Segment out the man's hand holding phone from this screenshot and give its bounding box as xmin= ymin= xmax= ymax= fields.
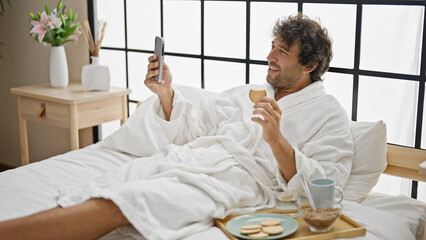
xmin=145 ymin=36 xmax=174 ymax=121
xmin=145 ymin=36 xmax=172 ymax=98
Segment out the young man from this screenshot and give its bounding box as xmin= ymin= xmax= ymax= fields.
xmin=0 ymin=13 xmax=353 ymax=240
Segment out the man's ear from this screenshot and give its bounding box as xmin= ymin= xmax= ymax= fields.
xmin=304 ymin=61 xmax=319 ymax=73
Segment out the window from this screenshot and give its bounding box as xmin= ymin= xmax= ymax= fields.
xmin=90 ymin=0 xmax=426 ymax=202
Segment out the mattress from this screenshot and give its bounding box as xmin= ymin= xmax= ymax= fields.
xmin=0 ymin=143 xmax=424 ymax=240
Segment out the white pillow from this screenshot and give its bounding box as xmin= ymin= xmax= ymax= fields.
xmin=343 ymin=121 xmax=388 ymax=202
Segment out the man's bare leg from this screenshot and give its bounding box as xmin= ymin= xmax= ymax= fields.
xmin=0 ymin=198 xmax=130 ymax=240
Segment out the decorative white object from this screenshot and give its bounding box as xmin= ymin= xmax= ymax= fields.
xmin=81 ymin=56 xmax=110 ymax=91
xmin=49 ymin=46 xmax=69 ymax=88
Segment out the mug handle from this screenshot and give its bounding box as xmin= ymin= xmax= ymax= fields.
xmin=333 ymin=186 xmax=344 ymax=203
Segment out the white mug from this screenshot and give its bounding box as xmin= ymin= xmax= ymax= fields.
xmin=309 ymin=178 xmax=344 ymax=209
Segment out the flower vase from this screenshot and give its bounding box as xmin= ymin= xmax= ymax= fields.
xmin=49 ymin=46 xmax=69 ymax=88
xmin=81 ymin=56 xmax=110 ymax=91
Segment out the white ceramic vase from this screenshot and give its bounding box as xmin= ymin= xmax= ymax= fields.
xmin=49 ymin=46 xmax=69 ymax=88
xmin=81 ymin=56 xmax=110 ymax=91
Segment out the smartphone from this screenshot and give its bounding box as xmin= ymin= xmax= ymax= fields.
xmin=153 ymin=36 xmax=165 ymax=83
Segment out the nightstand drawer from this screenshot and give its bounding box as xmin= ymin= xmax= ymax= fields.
xmin=78 ymin=96 xmax=124 ymax=128
xmin=21 ymin=96 xmax=69 ymax=128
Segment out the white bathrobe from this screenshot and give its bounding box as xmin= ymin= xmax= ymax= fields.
xmin=57 ymin=81 xmax=354 ymax=240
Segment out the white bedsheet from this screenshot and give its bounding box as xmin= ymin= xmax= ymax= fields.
xmin=0 ymin=144 xmax=424 ymax=240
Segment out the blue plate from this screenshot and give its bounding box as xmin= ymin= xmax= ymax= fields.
xmin=226 ymin=212 xmax=298 ymax=239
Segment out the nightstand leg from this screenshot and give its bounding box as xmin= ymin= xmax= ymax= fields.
xmin=120 ymin=95 xmax=128 ymax=125
xmin=17 ymin=96 xmax=30 ymax=165
xmin=69 ymin=104 xmax=79 ymax=150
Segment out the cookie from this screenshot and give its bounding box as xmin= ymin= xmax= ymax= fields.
xmin=260 ymin=219 xmax=281 ymax=226
xmin=277 ymin=193 xmax=297 ymax=202
xmin=241 ymin=224 xmax=262 ymax=230
xmin=248 ymin=231 xmax=269 ymax=238
xmin=240 ymin=228 xmax=261 ymax=235
xmin=249 ymin=89 xmax=267 ymax=103
xmin=262 ymin=225 xmax=284 ymax=235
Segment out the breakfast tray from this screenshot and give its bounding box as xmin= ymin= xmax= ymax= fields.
xmin=214 ymin=208 xmax=366 ymax=240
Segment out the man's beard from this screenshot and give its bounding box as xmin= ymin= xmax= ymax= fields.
xmin=266 ymin=67 xmax=301 ymax=89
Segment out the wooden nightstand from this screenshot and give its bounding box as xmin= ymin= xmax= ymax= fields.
xmin=10 ymin=81 xmax=131 ymax=165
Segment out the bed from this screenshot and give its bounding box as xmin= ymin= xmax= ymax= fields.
xmin=1 ymin=84 xmax=425 ymax=240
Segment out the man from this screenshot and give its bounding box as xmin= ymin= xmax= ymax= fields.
xmin=0 ymin=13 xmax=353 ymax=240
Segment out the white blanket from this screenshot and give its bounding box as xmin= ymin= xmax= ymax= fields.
xmin=57 ymin=82 xmax=354 ymax=240
xmin=1 ymin=144 xmax=423 ymax=240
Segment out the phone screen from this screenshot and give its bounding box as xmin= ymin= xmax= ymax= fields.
xmin=153 ymin=36 xmax=164 ymax=83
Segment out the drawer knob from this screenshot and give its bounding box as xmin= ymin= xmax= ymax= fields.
xmin=37 ymin=103 xmax=46 ymax=118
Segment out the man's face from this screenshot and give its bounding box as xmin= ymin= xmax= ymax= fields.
xmin=266 ymin=37 xmax=304 ymax=89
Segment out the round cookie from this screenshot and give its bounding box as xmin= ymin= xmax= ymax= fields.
xmin=277 ymin=193 xmax=297 ymax=202
xmin=241 ymin=224 xmax=262 ymax=230
xmin=249 ymin=89 xmax=267 ymax=104
xmin=248 ymin=231 xmax=269 ymax=238
xmin=260 ymin=219 xmax=281 ymax=226
xmin=240 ymin=228 xmax=261 ymax=235
xmin=262 ymin=225 xmax=284 ymax=235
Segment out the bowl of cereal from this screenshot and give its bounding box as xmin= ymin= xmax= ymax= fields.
xmin=297 ymin=202 xmax=342 ymax=233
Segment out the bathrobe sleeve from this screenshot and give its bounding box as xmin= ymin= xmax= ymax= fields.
xmin=275 ymin=94 xmax=354 ymax=194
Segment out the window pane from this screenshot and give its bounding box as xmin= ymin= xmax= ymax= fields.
xmin=372 ymin=174 xmax=411 ymax=198
xmin=303 ymin=3 xmax=356 ymax=69
xmin=101 ymin=120 xmax=121 ymax=139
xmin=323 ymin=72 xmax=353 ymax=118
xmin=250 ymin=2 xmax=297 ymax=61
xmin=204 ymin=2 xmax=246 ymax=58
xmin=128 ymin=52 xmax=153 ymax=102
xmin=99 ymin=49 xmax=126 ymax=88
xmin=418 ymin=182 xmax=426 ymax=204
xmin=360 ymin=5 xmax=424 ymax=75
xmin=358 ymin=76 xmax=418 ymax=147
xmin=204 ymin=60 xmax=245 ymax=93
xmin=97 ymin=0 xmax=125 ymax=48
xmin=127 ymin=0 xmax=160 ymax=50
xmin=249 ymin=64 xmax=268 ymax=85
xmin=164 ymin=1 xmax=201 ymax=54
xmin=129 ymin=102 xmax=138 ymax=116
xmin=165 ymin=56 xmax=201 ymax=88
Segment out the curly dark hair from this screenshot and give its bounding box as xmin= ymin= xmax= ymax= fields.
xmin=273 ymin=13 xmax=333 ymax=82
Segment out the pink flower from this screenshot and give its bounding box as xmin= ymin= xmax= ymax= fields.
xmin=29 ymin=2 xmax=80 ymax=46
xmin=30 ymin=12 xmax=49 ymax=43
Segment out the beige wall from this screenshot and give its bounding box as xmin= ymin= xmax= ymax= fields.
xmin=0 ymin=0 xmax=89 ymax=167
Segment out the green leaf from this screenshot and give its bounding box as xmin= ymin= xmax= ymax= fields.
xmin=0 ymin=0 xmax=10 ymax=16
xmin=67 ymin=8 xmax=72 ymax=19
xmin=61 ymin=5 xmax=66 ymax=15
xmin=37 ymin=12 xmax=41 ymax=19
xmin=29 ymin=13 xmax=37 ymax=21
xmin=0 ymin=0 xmax=5 ymax=16
xmin=55 ymin=28 xmax=65 ymax=34
xmin=44 ymin=30 xmax=55 ymax=44
xmin=44 ymin=4 xmax=50 ymax=16
xmin=60 ymin=13 xmax=66 ymax=26
xmin=61 ymin=26 xmax=78 ymax=39
xmin=57 ymin=0 xmax=63 ymax=11
xmin=72 ymin=13 xmax=78 ymax=22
